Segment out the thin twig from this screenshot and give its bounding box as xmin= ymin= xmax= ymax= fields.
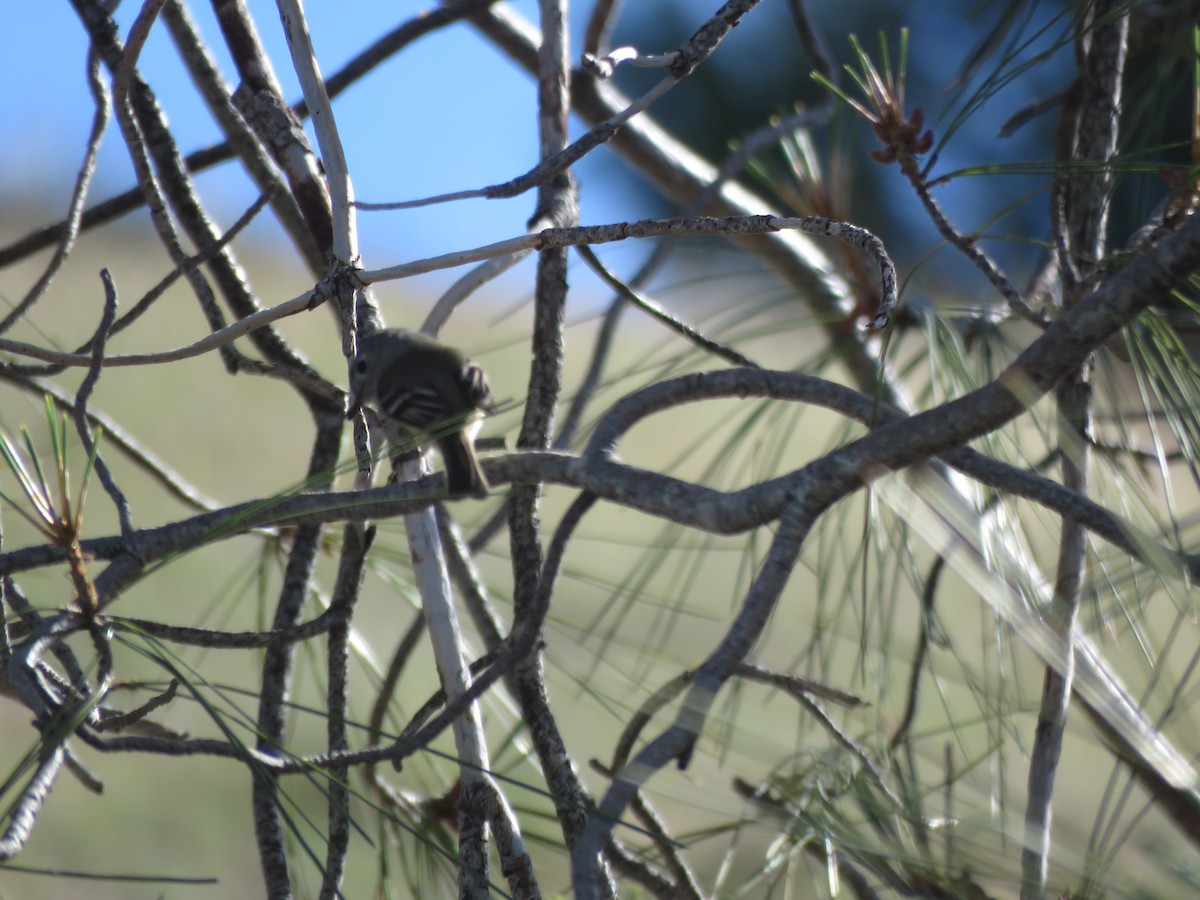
xmin=0 ymin=0 xmax=504 ymax=270
xmin=572 ymin=500 xmax=814 ymax=898
xmin=590 ymin=758 xmax=703 ymax=900
xmin=320 ymin=521 xmax=371 ymax=900
xmin=360 ymin=0 xmax=767 ymax=211
xmin=6 ymin=363 xmax=1200 ymax=595
xmin=92 ymin=679 xmax=178 ymax=732
xmin=575 ymin=245 xmax=758 ymax=367
xmin=74 ymin=270 xmax=133 ymax=536
xmin=0 ymin=49 xmax=110 ymax=336
xmin=1023 ymin=7 xmax=1127 ymax=897
xmin=5 ymin=374 xmax=217 ymax=512
xmin=889 ymin=555 xmax=945 ymax=748
xmin=0 ymin=747 xmax=67 ymax=861
xmin=161 ymin=0 xmax=324 ymax=273
xmin=2 ymin=215 xmax=889 ymax=371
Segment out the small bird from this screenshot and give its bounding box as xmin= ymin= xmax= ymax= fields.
xmin=346 ymin=328 xmax=494 ymax=497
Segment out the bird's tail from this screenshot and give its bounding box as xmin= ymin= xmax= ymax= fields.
xmin=439 ymin=434 xmax=488 ymax=498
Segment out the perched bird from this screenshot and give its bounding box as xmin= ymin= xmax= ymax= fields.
xmin=346 ymin=328 xmax=493 ymax=497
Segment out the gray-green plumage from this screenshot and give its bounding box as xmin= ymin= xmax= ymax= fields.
xmin=347 ymin=329 xmax=493 ymax=496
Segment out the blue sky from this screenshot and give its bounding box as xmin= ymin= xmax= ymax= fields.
xmin=2 ymin=2 xmax=1101 ymax=316
xmin=3 ymin=2 xmax=663 ymax=300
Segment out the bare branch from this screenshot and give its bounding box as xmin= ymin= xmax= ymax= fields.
xmin=0 ymin=49 xmax=110 ymax=335
xmin=74 ymin=270 xmax=133 ymax=535
xmin=362 ymin=0 xmax=767 ymax=210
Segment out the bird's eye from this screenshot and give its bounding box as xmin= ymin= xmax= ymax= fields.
xmin=353 ymin=358 xmax=369 ymax=375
